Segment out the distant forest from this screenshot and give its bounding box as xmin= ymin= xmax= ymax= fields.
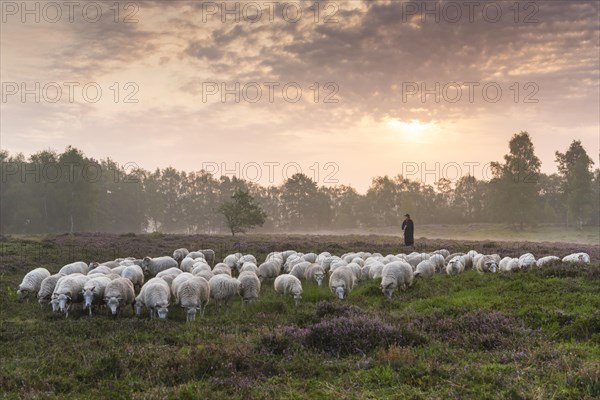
xmin=1 ymin=132 xmax=598 ymax=234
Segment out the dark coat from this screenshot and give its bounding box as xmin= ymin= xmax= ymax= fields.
xmin=402 ymin=218 xmax=414 ymax=246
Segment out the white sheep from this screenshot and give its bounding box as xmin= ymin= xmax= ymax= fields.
xmin=257 ymin=261 xmax=280 ymax=281
xmin=406 ymin=254 xmax=428 ymax=269
xmin=59 ymin=261 xmax=89 ymax=276
xmin=193 ymin=269 xmax=214 ymax=283
xmin=274 ymin=274 xmax=303 ymax=306
xmin=289 ymin=261 xmax=311 ymax=280
xmin=209 ymin=275 xmax=240 ymax=308
xmin=177 ymin=277 xmax=210 ymax=321
xmin=329 ymin=267 xmax=356 ymax=300
xmin=87 ymin=265 xmax=113 ymax=275
xmin=212 ymin=263 xmax=232 ymax=276
xmin=156 ymin=267 xmax=183 ymax=279
xmin=121 ymin=265 xmax=144 ymax=290
xmin=192 ymin=263 xmax=212 ymax=275
xmin=170 ymin=273 xmax=194 ymax=303
xmin=518 ymin=253 xmax=536 ymax=271
xmin=223 ymin=254 xmax=241 ymax=270
xmin=380 ymin=261 xmax=413 ymax=299
xmin=428 ymin=254 xmax=445 ymax=272
xmin=17 ymin=267 xmax=50 ymax=299
xmin=53 ymin=273 xmax=89 ymax=317
xmin=432 ymin=249 xmax=450 ymax=258
xmin=180 ymin=257 xmax=197 ymax=273
xmin=500 ymin=258 xmax=520 ymax=272
xmin=305 ymin=263 xmax=326 ymax=286
xmin=141 ymin=256 xmax=178 ymax=277
xmin=37 ymin=273 xmax=64 ymax=306
xmin=475 ymin=255 xmax=498 ymax=273
xmin=136 ymin=278 xmax=171 ymax=319
xmin=445 ymin=256 xmax=465 ymax=276
xmin=238 ymin=271 xmax=261 ymax=304
xmin=301 ymin=253 xmax=318 ymax=263
xmin=104 ymin=278 xmax=135 ymax=316
xmin=368 ymin=261 xmax=386 ymax=279
xmin=172 ymin=248 xmax=189 ymax=262
xmin=236 ymin=254 xmax=257 ymax=271
xmin=111 ymin=265 xmax=127 ymax=276
xmin=82 ymin=276 xmax=112 ymax=317
xmin=187 ymin=251 xmax=206 ymax=260
xmin=562 ymin=253 xmax=591 ymax=264
xmin=414 ymin=260 xmax=435 ymax=278
xmin=239 ymin=262 xmax=259 ymax=275
xmin=536 ymin=256 xmax=560 ymax=267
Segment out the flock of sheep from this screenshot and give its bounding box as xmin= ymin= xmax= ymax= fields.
xmin=15 ymin=247 xmax=592 ymax=321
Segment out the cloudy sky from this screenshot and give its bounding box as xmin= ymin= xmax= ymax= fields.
xmin=1 ymin=0 xmax=598 ymax=192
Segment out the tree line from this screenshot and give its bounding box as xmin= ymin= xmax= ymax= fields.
xmin=1 ymin=132 xmax=598 ymax=234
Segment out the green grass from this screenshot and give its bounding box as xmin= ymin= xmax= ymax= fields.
xmin=0 ymin=233 xmax=599 ymax=399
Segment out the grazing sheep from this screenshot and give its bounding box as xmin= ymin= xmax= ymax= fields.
xmin=257 ymin=262 xmax=280 ymax=281
xmin=460 ymin=252 xmax=478 ymax=270
xmin=368 ymin=261 xmax=386 ymax=279
xmin=111 ymin=265 xmax=126 ymax=276
xmin=223 ymin=254 xmax=241 ymax=270
xmin=53 ymin=273 xmax=89 ymax=317
xmin=283 ymin=255 xmax=303 ymax=273
xmin=500 ymin=258 xmax=520 ymax=272
xmin=141 ymin=256 xmax=178 ymax=277
xmin=305 ymin=263 xmax=326 ymax=286
xmin=445 ymin=256 xmax=465 ymax=276
xmin=414 ymin=260 xmax=435 ymax=278
xmin=536 ymin=256 xmax=560 ymax=267
xmin=17 ymin=268 xmax=50 ymax=299
xmin=192 ymin=263 xmax=212 ymax=275
xmin=431 ymin=249 xmax=450 ymax=258
xmin=289 ymin=261 xmax=311 ymax=280
xmin=301 ymin=253 xmax=318 ymax=263
xmin=37 ymin=273 xmax=64 ymax=306
xmin=380 ymin=261 xmax=414 ymax=299
xmin=193 ymin=269 xmax=214 ymax=283
xmin=122 ymin=265 xmax=144 ymax=290
xmin=104 ymin=278 xmax=135 ymax=316
xmin=239 ymin=262 xmax=259 ymax=275
xmin=82 ymin=276 xmax=112 ymax=317
xmin=212 ymin=263 xmax=232 ymax=276
xmin=428 ymin=254 xmax=445 ymax=272
xmin=237 ymin=254 xmax=257 ymax=271
xmin=476 ymin=255 xmax=499 ymax=274
xmin=170 ymin=273 xmax=194 ymax=303
xmin=173 ymin=248 xmax=190 ymax=262
xmin=180 ymin=257 xmax=197 ymax=273
xmin=406 ymin=254 xmax=428 ymax=269
xmin=274 ymin=274 xmax=303 ymax=306
xmin=238 ymin=271 xmax=261 ymax=304
xmin=187 ymin=251 xmax=206 ymax=260
xmin=136 ymin=278 xmax=171 ymax=319
xmin=329 ymin=267 xmax=356 ymax=300
xmin=177 ymin=277 xmax=210 ymax=321
xmin=209 ymin=275 xmax=240 ymax=308
xmin=156 ymin=267 xmax=183 ymax=279
xmin=87 ymin=265 xmax=113 ymax=275
xmin=59 ymin=261 xmax=89 ymax=276
xmin=445 ymin=253 xmax=465 ymax=265
xmin=562 ymin=253 xmax=591 ymax=264
xmin=518 ymin=253 xmax=536 ymax=271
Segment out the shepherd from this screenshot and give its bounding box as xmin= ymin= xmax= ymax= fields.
xmin=402 ymin=214 xmax=414 ymax=247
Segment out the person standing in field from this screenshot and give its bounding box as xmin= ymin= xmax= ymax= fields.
xmin=402 ymin=214 xmax=414 ymax=247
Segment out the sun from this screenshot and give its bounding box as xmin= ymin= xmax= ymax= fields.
xmin=386 ymin=118 xmax=430 ymax=137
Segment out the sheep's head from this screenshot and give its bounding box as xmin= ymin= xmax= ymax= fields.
xmin=487 ymin=262 xmax=497 ymax=273
xmin=381 ymin=282 xmax=395 ymax=299
xmin=134 ymin=301 xmax=144 ymax=317
xmin=50 ymin=296 xmax=60 ymax=313
xmin=57 ymin=293 xmax=71 ymax=313
xmin=105 ymin=296 xmax=121 ymax=315
xmin=334 ymin=285 xmax=345 ymax=300
xmin=82 ymin=287 xmax=95 ymax=309
xmin=156 ymin=304 xmax=169 ymax=320
xmin=185 ymin=306 xmax=198 ymax=322
xmin=141 ymin=257 xmax=151 ymax=270
xmin=16 ymin=287 xmax=26 ymax=299
xmin=315 ymin=273 xmax=324 ymax=286
xmin=293 ymin=293 xmax=302 ymax=306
